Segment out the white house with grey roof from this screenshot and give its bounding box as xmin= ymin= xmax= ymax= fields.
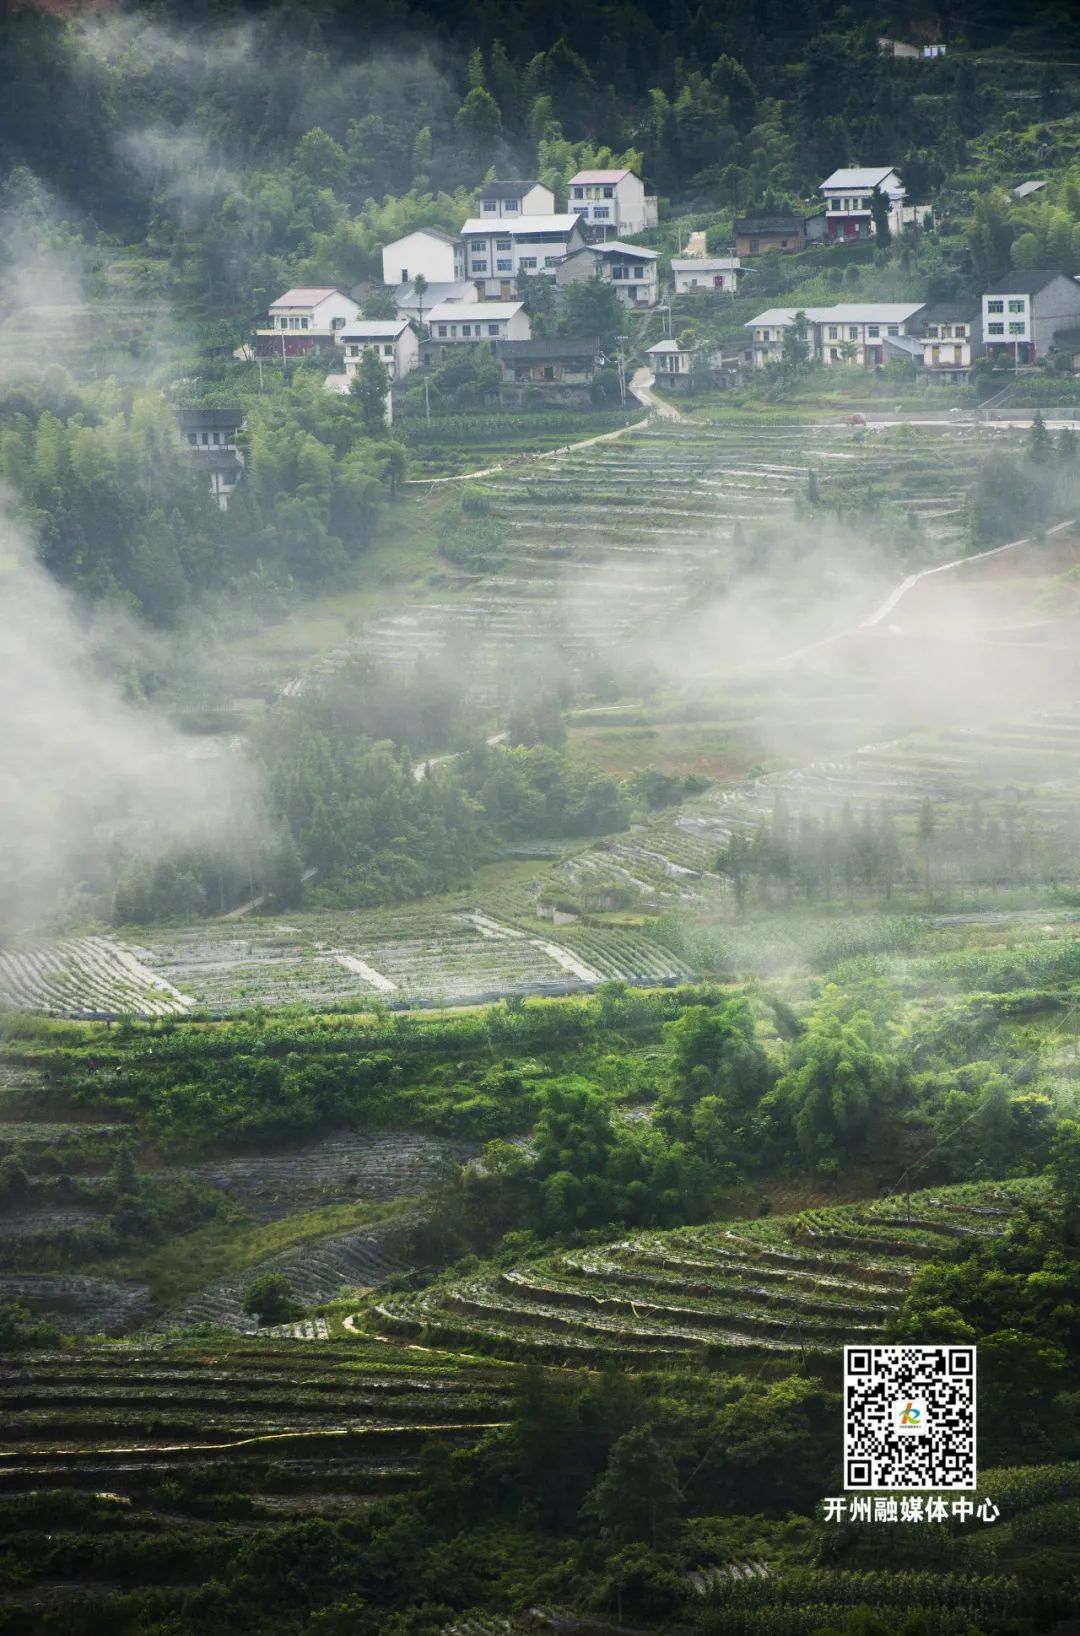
xmin=819 ymin=166 xmax=904 ymax=240
xmin=459 ymin=214 xmax=588 ymax=297
xmin=981 ymin=269 xmax=1080 ymax=365
xmin=381 ymin=228 xmax=464 ymax=287
xmin=426 ymin=301 xmax=531 ymax=354
xmin=746 ymin=303 xmax=925 ymax=367
xmin=337 ymin=317 xmax=419 ymax=382
xmin=554 ymin=242 xmax=659 ymax=307
xmin=568 ymin=169 xmax=658 ymax=238
xmin=476 ymin=179 xmax=556 ymax=219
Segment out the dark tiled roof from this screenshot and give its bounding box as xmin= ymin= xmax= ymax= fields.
xmin=479 ymin=180 xmax=542 ymax=201
xmin=982 ymin=268 xmax=1071 ymax=296
xmin=734 ymin=216 xmax=805 ymax=235
xmin=188 ymin=449 xmax=243 ymax=471
xmin=177 ymin=408 xmax=245 ymax=430
xmin=915 ymin=303 xmax=979 ymax=326
xmin=495 ymin=338 xmax=599 ymax=361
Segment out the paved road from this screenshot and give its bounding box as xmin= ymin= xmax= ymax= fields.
xmin=630 ymin=367 xmax=683 ymax=420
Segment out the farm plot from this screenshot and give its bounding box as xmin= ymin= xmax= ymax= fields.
xmin=161 ymin=1129 xmax=473 ymax=1222
xmin=0 ymin=937 xmax=192 ymax=1018
xmin=143 ymin=1215 xmax=414 ymax=1335
xmin=371 ymin=1181 xmax=1037 ymax=1363
xmin=0 ymin=1340 xmax=513 ymax=1517
xmin=0 ymin=1273 xmax=155 ymax=1334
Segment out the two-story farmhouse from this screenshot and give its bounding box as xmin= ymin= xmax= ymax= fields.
xmin=337 ymin=318 xmax=419 ymax=383
xmin=981 ymin=270 xmax=1080 ymax=365
xmin=671 ymin=256 xmax=741 ymax=294
xmin=555 ymin=242 xmax=659 ymax=307
xmin=568 ymin=170 xmax=658 ymax=238
xmin=426 ymin=301 xmax=531 ymax=356
xmin=476 ymin=179 xmax=556 ymax=219
xmin=381 ymin=228 xmax=465 ymax=288
xmin=459 ymin=215 xmax=588 ymax=298
xmin=256 ymin=288 xmax=360 ymax=357
xmin=745 ymin=303 xmax=925 ymax=367
xmin=911 ymin=304 xmax=982 ymax=381
xmin=733 ymin=216 xmax=807 ymax=257
xmin=819 ymin=166 xmax=904 ymax=240
xmin=177 ymin=408 xmax=245 ymax=511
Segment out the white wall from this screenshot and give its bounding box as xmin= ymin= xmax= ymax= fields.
xmin=382 ymin=232 xmax=461 ymax=286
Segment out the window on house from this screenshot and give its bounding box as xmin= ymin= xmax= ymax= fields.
xmin=749 ymin=239 xmax=759 ymax=253
xmin=780 ymin=239 xmax=788 ymax=247
xmin=849 ymin=327 xmax=859 ymax=340
xmin=505 ymin=200 xmax=518 ymax=211
xmin=460 ymin=324 xmax=471 ymax=336
xmin=987 ymin=300 xmax=1004 ymax=313
xmin=187 ymin=432 xmax=198 ymax=445
xmin=200 ymin=431 xmax=209 ymax=445
xmin=482 ymin=200 xmax=496 ymax=211
xmin=633 ymin=265 xmax=644 ymax=277
xmin=383 ymin=344 xmax=393 ymax=355
xmin=867 ymin=325 xmax=880 ymax=338
xmin=887 ymin=325 xmax=899 ymax=336
xmin=544 ymin=256 xmax=559 ymax=266
xmin=437 ymin=325 xmax=447 ymax=336
xmin=497 ymin=259 xmax=512 ymax=272
xmin=496 ymin=238 xmax=512 ymax=251
xmin=926 ymin=326 xmax=939 ymax=338
xmin=572 ymin=186 xmax=584 ymax=197
xmin=594 ymin=207 xmax=609 ymax=218
xmin=828 ymin=326 xmax=838 ymax=339
xmin=830 ymin=348 xmax=840 ymax=361
xmin=488 ymin=323 xmax=499 ymax=335
xmin=1008 ymin=300 xmax=1024 ymax=313
xmin=603 ymin=186 xmax=613 ymax=197
xmin=543 ymin=366 xmax=555 ymax=381
xmin=401 ymin=268 xmax=408 ymax=283
xmin=988 ymin=322 xmax=1004 ymax=335
xmin=472 ymin=261 xmax=488 ymax=272
xmin=520 ymin=257 xmax=536 ymax=270
xmin=1008 ymin=322 xmax=1024 ymax=334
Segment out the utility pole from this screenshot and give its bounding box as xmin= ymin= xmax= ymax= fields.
xmin=424 ymin=374 xmax=431 ymax=423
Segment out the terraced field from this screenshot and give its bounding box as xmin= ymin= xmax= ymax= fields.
xmin=346 ymin=420 xmax=991 ymax=698
xmin=372 ymin=1181 xmax=1041 ymax=1362
xmin=0 ymin=936 xmax=192 ymax=1017
xmin=0 ymin=1338 xmax=512 ymax=1503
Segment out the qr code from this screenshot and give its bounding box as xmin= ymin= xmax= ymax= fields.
xmin=845 ymin=1345 xmax=976 ymax=1490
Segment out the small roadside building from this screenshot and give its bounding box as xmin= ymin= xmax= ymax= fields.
xmin=337 ymin=317 xmax=419 ymax=382
xmin=646 ymin=338 xmax=693 ymax=384
xmin=176 ymin=408 xmax=245 ymax=512
xmin=255 ymin=287 xmax=360 ymax=357
xmin=671 ymin=256 xmax=740 ymax=294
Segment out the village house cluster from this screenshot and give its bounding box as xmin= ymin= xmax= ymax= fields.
xmin=745 ymin=269 xmax=1080 ymax=381
xmin=190 ymin=162 xmax=1080 ymax=504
